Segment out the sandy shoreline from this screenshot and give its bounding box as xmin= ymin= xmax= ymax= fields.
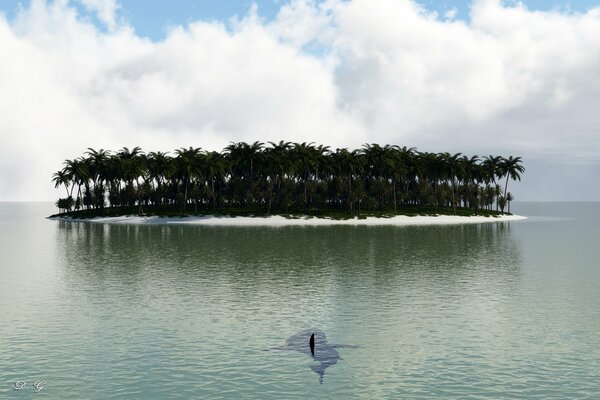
xmin=49 ymin=214 xmax=527 ymax=226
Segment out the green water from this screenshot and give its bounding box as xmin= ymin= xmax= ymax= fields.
xmin=1 ymin=202 xmax=599 ymax=398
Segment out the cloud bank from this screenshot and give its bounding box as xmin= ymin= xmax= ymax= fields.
xmin=1 ymin=0 xmax=600 ymax=201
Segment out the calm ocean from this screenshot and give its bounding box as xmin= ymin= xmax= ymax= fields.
xmin=1 ymin=202 xmax=598 ymax=398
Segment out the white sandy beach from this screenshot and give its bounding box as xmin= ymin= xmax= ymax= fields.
xmin=50 ymin=214 xmax=527 ymax=226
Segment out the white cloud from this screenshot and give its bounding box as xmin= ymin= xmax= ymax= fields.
xmin=1 ymin=0 xmax=600 ymax=201
xmin=330 ymin=0 xmax=600 ymax=152
xmin=76 ymin=0 xmax=119 ymax=30
xmin=445 ymin=7 xmax=459 ymax=20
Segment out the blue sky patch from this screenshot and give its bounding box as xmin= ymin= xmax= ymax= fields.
xmin=1 ymin=0 xmax=599 ymax=41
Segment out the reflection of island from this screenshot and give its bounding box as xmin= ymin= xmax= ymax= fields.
xmin=55 ymin=221 xmax=522 ymax=301
xmin=53 ymin=221 xmax=523 ymax=391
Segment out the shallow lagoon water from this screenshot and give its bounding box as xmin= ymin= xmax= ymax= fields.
xmin=1 ymin=202 xmax=599 ymax=398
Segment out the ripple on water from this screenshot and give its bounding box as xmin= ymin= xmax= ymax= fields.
xmin=1 ymin=203 xmax=600 ymax=398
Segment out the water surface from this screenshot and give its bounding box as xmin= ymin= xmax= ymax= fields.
xmin=1 ymin=202 xmax=599 ymax=398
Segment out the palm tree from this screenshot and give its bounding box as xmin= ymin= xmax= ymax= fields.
xmin=506 ymin=192 xmax=514 ymax=214
xmin=483 ymin=155 xmax=503 ymax=210
xmin=265 ymin=141 xmax=293 ymax=214
xmin=397 ymin=146 xmax=416 ymax=202
xmin=482 ymin=155 xmax=502 ymax=185
xmin=423 ymin=153 xmax=441 ymax=208
xmin=203 ymin=150 xmax=226 ymax=208
xmin=175 ymin=147 xmax=202 ymax=211
xmin=116 ymin=146 xmax=146 ymax=210
xmin=53 ymin=144 xmax=524 ymax=217
xmin=500 ymin=156 xmax=525 ymax=201
xmin=224 ymin=141 xmax=265 ymax=207
xmin=291 ymin=142 xmax=318 ymax=208
xmin=147 ymin=151 xmax=173 ymax=205
xmin=362 ymin=143 xmax=392 ymax=211
xmin=460 ymin=155 xmax=481 ymax=209
xmin=440 ymin=152 xmax=462 ymax=213
xmin=63 ymin=158 xmax=90 ymax=209
xmin=52 ymin=170 xmax=71 ymax=198
xmin=498 ymin=195 xmax=507 ymax=213
xmin=332 ymin=148 xmax=364 ymax=212
xmin=85 ymin=148 xmax=111 ymax=208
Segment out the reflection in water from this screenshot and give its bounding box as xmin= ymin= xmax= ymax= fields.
xmin=5 ymin=203 xmax=600 ymax=398
xmin=51 ymin=221 xmax=524 ymax=397
xmin=56 ymin=221 xmax=521 ymax=283
xmin=54 ymin=222 xmax=523 ymax=326
xmin=58 ymin=222 xmax=520 ymax=309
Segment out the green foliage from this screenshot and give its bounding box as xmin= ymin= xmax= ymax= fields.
xmin=51 ymin=143 xmax=524 ymax=217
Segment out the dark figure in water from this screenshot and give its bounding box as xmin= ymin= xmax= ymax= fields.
xmin=268 ymin=329 xmax=358 ymax=383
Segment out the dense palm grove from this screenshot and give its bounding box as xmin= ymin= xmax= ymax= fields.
xmin=52 ymin=142 xmax=524 ymax=216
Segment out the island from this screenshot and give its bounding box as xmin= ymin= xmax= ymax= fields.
xmin=50 ymin=142 xmax=525 ymax=224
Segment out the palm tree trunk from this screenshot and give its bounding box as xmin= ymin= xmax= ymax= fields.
xmin=451 ymin=177 xmax=456 ymax=215
xmin=183 ymin=181 xmax=188 ymax=211
xmin=348 ymin=175 xmax=352 ymax=212
xmin=212 ymin=178 xmax=216 ymax=207
xmin=304 ymin=173 xmax=308 ymax=207
xmin=267 ymin=176 xmax=277 ymax=216
xmin=393 ymin=179 xmax=397 ymax=213
xmin=183 ymin=172 xmax=189 ymax=212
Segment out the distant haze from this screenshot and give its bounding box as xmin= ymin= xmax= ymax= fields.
xmin=1 ymin=0 xmax=600 ymax=201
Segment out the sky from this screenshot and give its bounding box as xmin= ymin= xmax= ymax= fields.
xmin=1 ymin=0 xmax=600 ymax=201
